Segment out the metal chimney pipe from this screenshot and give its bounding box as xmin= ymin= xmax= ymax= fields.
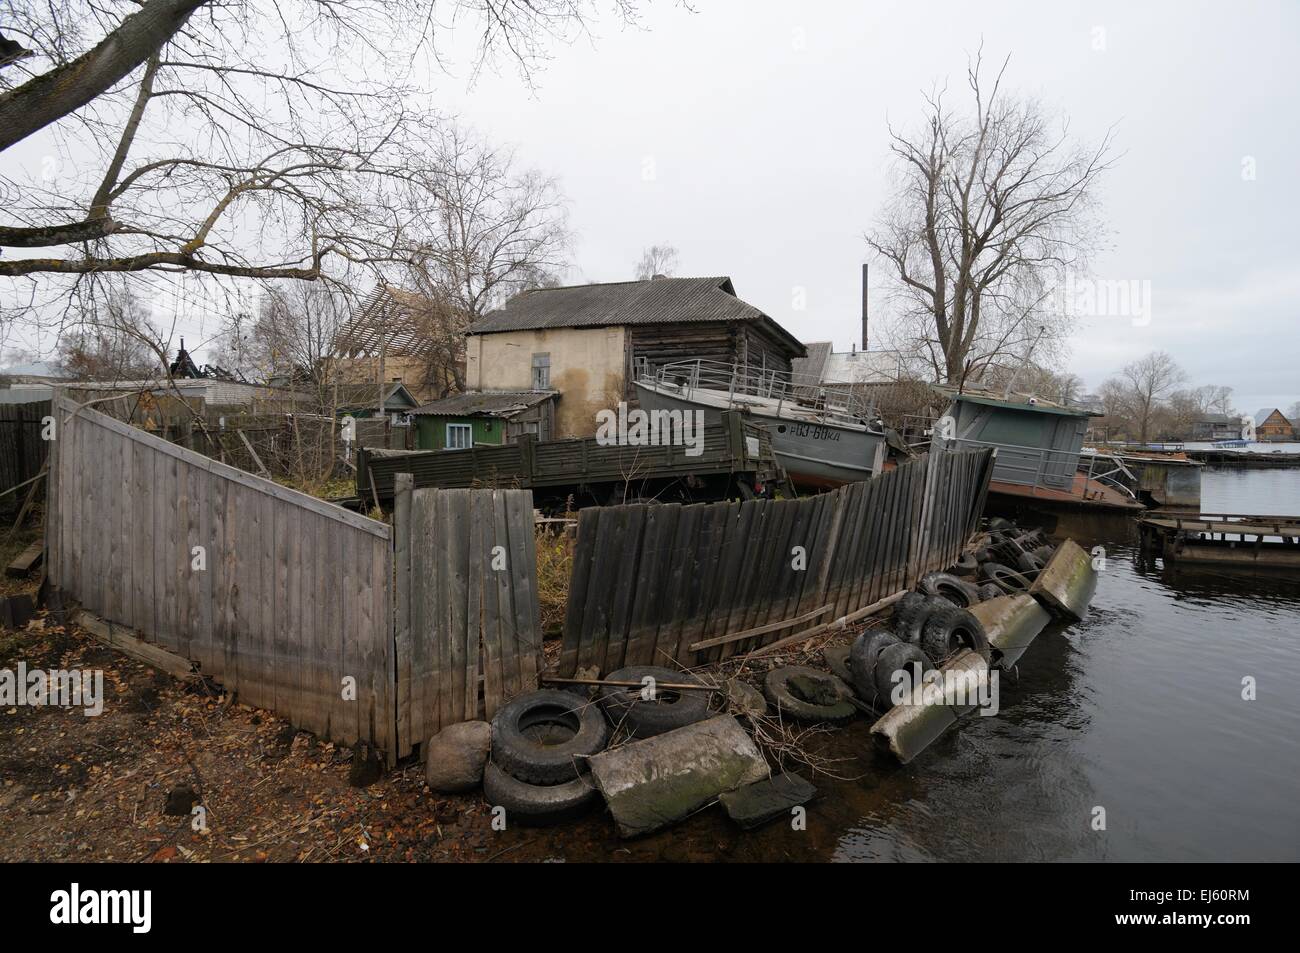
xmin=861 ymin=263 xmax=869 ymax=350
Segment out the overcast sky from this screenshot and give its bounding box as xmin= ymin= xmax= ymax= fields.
xmin=428 ymin=0 xmax=1299 ymax=411
xmin=5 ymin=0 xmax=1297 ymax=413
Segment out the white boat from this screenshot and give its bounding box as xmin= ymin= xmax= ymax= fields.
xmin=633 ymin=359 xmax=887 ymax=490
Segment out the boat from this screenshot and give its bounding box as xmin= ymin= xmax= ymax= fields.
xmin=1212 ymin=438 xmax=1250 ymax=449
xmin=1138 ymin=513 xmax=1300 ymax=569
xmin=633 ymin=359 xmax=887 ymax=489
xmin=929 ymin=389 xmax=1146 ymax=519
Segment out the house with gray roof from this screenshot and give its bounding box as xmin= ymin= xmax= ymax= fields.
xmin=464 ymin=276 xmax=805 ymax=438
xmin=409 ymin=390 xmax=556 ymax=450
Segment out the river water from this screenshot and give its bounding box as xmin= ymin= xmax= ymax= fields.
xmin=508 ymin=466 xmax=1300 ymax=862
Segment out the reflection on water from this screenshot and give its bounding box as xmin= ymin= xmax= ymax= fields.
xmin=505 ymin=469 xmax=1300 ymax=863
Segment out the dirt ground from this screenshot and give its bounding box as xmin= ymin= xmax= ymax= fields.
xmin=0 ymin=612 xmax=502 ymax=863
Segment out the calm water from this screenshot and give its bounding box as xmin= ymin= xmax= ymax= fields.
xmin=509 ymin=466 xmax=1300 ymax=862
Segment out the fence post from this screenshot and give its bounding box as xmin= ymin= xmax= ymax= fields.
xmin=393 ymin=472 xmax=413 ymax=756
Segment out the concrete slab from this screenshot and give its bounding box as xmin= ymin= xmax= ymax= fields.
xmin=720 ymin=772 xmax=817 ymax=830
xmin=968 ymin=594 xmax=1051 ymax=670
xmin=588 ymin=714 xmax=769 ymax=838
xmin=1028 ymin=538 xmax=1098 ymax=622
xmin=870 ymin=650 xmax=990 ymax=764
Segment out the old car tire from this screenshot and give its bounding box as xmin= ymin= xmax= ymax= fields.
xmin=490 ymin=689 xmax=609 ymax=785
xmin=977 ymin=583 xmax=1003 ymax=601
xmin=892 ymin=591 xmax=930 ymax=631
xmin=894 ymin=594 xmax=950 ymax=644
xmin=979 ymin=561 xmax=1032 ymax=592
xmin=482 ymin=762 xmax=598 ymax=826
xmin=1015 ymin=550 xmax=1047 ymax=573
xmin=763 ymin=666 xmax=858 ymax=725
xmin=986 ymin=517 xmax=1015 ymax=534
xmin=823 ymin=645 xmax=854 ymax=684
xmin=849 ymin=631 xmax=898 ymax=703
xmin=1032 ymin=544 xmax=1055 ymax=561
xmin=919 ymin=604 xmax=992 ymax=664
xmin=919 ymin=571 xmax=981 ymax=609
xmin=597 ymin=666 xmax=711 ymax=738
xmin=950 ymin=552 xmax=979 ymax=576
xmin=873 ymin=643 xmax=933 ymax=711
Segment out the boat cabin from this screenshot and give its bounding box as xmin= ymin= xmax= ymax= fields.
xmin=935 ymin=391 xmax=1096 ymax=492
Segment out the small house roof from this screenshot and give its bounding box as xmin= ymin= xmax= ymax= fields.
xmin=334 ymin=381 xmax=418 ymax=411
xmin=410 ymin=391 xmax=555 ymax=418
xmin=791 ymin=341 xmax=832 ymax=385
xmin=467 ymin=276 xmax=806 ymax=357
xmin=1254 ymin=407 xmax=1287 ymax=426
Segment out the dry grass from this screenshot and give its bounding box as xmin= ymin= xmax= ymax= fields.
xmin=535 ymin=524 xmax=574 ymax=637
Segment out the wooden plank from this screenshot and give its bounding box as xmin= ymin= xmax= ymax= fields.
xmin=647 ymin=502 xmax=699 ymax=669
xmin=505 ymin=489 xmax=540 ymax=696
xmin=6 ymin=540 xmax=43 ymax=577
xmin=603 ymin=505 xmax=646 ymax=673
xmin=478 ymin=490 xmax=503 ymax=720
xmin=624 ymin=503 xmax=680 ymax=667
xmin=446 ymin=489 xmax=470 ymax=725
xmin=674 ymin=502 xmax=730 ymax=666
xmin=702 ymin=501 xmax=747 ymax=663
xmin=76 ymin=610 xmax=196 ymax=681
xmin=393 ymin=474 xmax=413 ymax=755
xmin=558 ymin=505 xmax=600 ymax=676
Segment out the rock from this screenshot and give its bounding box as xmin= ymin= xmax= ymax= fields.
xmin=163 ymin=784 xmax=199 ymax=816
xmin=424 ymin=721 xmax=491 ymax=793
xmin=720 ymin=772 xmax=817 ymax=830
xmin=588 ymin=715 xmax=769 ymax=838
xmin=347 ymin=741 xmax=383 ymax=787
xmin=725 ymin=679 xmax=767 ymax=720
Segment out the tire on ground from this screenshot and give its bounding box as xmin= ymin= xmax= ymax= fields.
xmin=482 ymin=762 xmax=599 ymax=826
xmin=763 ymin=666 xmax=858 ymax=725
xmin=1015 ymin=550 xmax=1047 ymax=573
xmin=873 ymin=642 xmax=934 ymax=711
xmin=891 ymin=591 xmax=930 ymax=632
xmin=823 ymin=645 xmax=854 ymax=684
xmin=918 ymin=571 xmax=981 ymax=609
xmin=978 ymin=561 xmax=1032 ymax=592
xmin=490 ymin=689 xmax=609 ymax=785
xmin=849 ymin=631 xmax=898 ymax=703
xmin=977 ymin=582 xmax=1003 ymax=601
xmin=919 ymin=604 xmax=992 ymax=664
xmin=596 ymin=666 xmax=711 ymax=738
xmin=950 ymin=552 xmax=979 ymax=576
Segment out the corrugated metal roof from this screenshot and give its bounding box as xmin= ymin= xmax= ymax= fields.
xmin=466 ymin=276 xmax=804 ymax=355
xmin=791 ymin=341 xmax=832 ymax=385
xmin=410 ymin=391 xmax=555 ymax=418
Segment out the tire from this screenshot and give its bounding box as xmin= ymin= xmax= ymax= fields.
xmin=490 ymin=689 xmax=609 ymax=785
xmin=986 ymin=517 xmax=1015 ymax=534
xmin=849 ymin=631 xmax=898 ymax=703
xmin=918 ymin=571 xmax=981 ymax=609
xmin=977 ymin=583 xmax=1003 ymax=601
xmin=891 ymin=591 xmax=930 ymax=632
xmin=919 ymin=604 xmax=992 ymax=664
xmin=894 ymin=594 xmax=949 ymax=644
xmin=482 ymin=762 xmax=599 ymax=827
xmin=972 ymin=547 xmax=995 ymax=564
xmin=873 ymin=643 xmax=933 ymax=711
xmin=978 ymin=561 xmax=1032 ymax=592
xmin=763 ymin=666 xmax=858 ymax=725
xmin=1032 ymin=544 xmax=1055 ymax=562
xmin=950 ymin=552 xmax=979 ymax=577
xmin=823 ymin=645 xmax=854 ymax=684
xmin=596 ymin=666 xmax=712 ymax=738
xmin=1015 ymin=550 xmax=1047 ymax=574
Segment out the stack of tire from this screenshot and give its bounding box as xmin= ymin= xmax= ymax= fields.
xmin=839 ymin=584 xmax=993 ymax=712
xmin=484 ymin=689 xmax=610 ymax=826
xmin=974 ymin=517 xmax=1057 ymax=593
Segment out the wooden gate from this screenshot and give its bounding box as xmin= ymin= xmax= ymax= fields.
xmin=392 ymin=480 xmax=542 ymax=756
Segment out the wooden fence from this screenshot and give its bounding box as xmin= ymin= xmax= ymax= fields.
xmin=392 ymin=480 xmax=542 ymax=757
xmin=558 ymin=448 xmax=994 ymax=674
xmin=0 ymin=400 xmax=51 ymax=502
xmin=45 ymin=398 xmax=397 ymax=757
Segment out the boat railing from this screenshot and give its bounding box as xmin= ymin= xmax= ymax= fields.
xmin=941 ymin=435 xmax=1138 ymax=500
xmin=636 ymin=358 xmax=879 ymax=429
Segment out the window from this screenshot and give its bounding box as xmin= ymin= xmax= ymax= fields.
xmin=446 ymin=423 xmax=473 ymax=450
xmin=532 ymin=352 xmax=551 ymax=389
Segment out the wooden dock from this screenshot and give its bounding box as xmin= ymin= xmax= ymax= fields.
xmin=1138 ymin=512 xmax=1300 ymax=569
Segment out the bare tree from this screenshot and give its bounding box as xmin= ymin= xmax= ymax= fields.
xmin=0 ymin=1 xmax=630 ymax=301
xmin=55 ymin=286 xmax=161 ymax=380
xmin=634 ymin=244 xmax=679 ymax=280
xmin=866 ymin=50 xmax=1116 ymax=384
xmin=1101 ymin=350 xmax=1186 ymax=443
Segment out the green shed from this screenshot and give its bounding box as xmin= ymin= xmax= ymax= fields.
xmin=410 ymin=391 xmax=557 ymax=451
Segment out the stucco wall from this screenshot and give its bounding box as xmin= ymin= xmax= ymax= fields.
xmin=466 ymin=327 xmax=626 ymax=437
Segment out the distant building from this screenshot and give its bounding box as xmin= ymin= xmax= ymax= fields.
xmin=792 ymin=342 xmax=904 ymax=386
xmin=335 ymin=286 xmax=462 ymax=403
xmin=465 ymin=276 xmax=804 ymax=438
xmin=1192 ymin=414 xmax=1242 ymax=441
xmin=1253 ymin=408 xmax=1295 ymax=440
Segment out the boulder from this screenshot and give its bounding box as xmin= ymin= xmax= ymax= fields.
xmin=725 ymin=679 xmax=767 ymax=720
xmin=720 ymin=772 xmax=817 ymax=830
xmin=424 ymin=721 xmax=491 ymax=793
xmin=588 ymin=715 xmax=769 ymax=838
